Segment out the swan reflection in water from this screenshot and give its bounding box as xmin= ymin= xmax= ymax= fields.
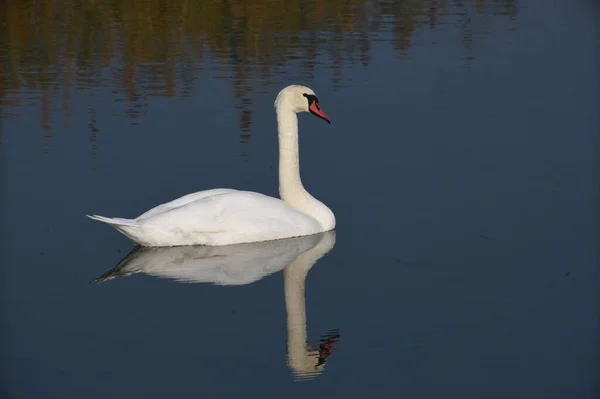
xmin=93 ymin=231 xmax=339 ymax=381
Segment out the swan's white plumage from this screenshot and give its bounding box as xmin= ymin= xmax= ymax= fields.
xmin=89 ymin=190 xmax=322 ymax=246
xmin=87 ymin=85 xmax=335 ymax=247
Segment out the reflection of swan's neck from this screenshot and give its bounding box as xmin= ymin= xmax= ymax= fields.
xmin=284 ymin=258 xmax=311 ymax=374
xmin=276 ymin=106 xmax=335 ymax=231
xmin=283 ymin=232 xmax=336 ymax=380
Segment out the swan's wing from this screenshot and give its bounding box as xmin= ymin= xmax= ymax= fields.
xmin=137 ymin=191 xmax=322 ymax=239
xmin=136 ymin=188 xmax=238 ymax=221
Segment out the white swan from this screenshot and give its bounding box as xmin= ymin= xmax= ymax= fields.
xmin=87 ymin=85 xmax=335 ymax=247
xmin=92 ymin=232 xmax=339 ymax=380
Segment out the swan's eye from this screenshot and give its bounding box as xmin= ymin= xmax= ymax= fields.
xmin=302 ymin=93 xmax=318 ymax=105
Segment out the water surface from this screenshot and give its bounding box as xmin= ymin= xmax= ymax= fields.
xmin=1 ymin=1 xmax=597 ymax=398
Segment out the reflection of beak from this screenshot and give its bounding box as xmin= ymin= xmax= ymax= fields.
xmin=309 ymin=101 xmax=331 ymax=124
xmin=315 ymin=329 xmax=340 ymax=367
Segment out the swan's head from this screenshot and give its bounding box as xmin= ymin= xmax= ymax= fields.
xmin=274 ymin=85 xmax=331 ymax=124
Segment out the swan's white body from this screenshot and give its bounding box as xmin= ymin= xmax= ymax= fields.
xmin=88 ymin=85 xmax=335 ymax=246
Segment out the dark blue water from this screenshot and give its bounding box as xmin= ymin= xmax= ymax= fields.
xmin=1 ymin=1 xmax=597 ymax=398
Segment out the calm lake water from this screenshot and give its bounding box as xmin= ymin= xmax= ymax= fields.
xmin=1 ymin=0 xmax=598 ymax=397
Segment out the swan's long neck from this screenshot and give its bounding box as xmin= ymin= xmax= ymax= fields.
xmin=276 ymin=106 xmax=335 ymax=230
xmin=277 ymin=108 xmax=304 ymax=200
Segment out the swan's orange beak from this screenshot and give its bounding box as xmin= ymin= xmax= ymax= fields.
xmin=309 ymin=101 xmax=331 ymax=124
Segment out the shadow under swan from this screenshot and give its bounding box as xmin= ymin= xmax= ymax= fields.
xmin=92 ymin=231 xmax=339 ymax=381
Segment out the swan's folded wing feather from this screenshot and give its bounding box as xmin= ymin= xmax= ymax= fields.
xmin=136 ymin=191 xmax=322 ymax=239
xmin=135 ymin=188 xmax=238 ymax=221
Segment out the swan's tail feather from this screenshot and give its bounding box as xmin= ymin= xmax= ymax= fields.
xmin=87 ymin=214 xmax=157 ymax=246
xmin=86 ymin=214 xmax=138 ymax=226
